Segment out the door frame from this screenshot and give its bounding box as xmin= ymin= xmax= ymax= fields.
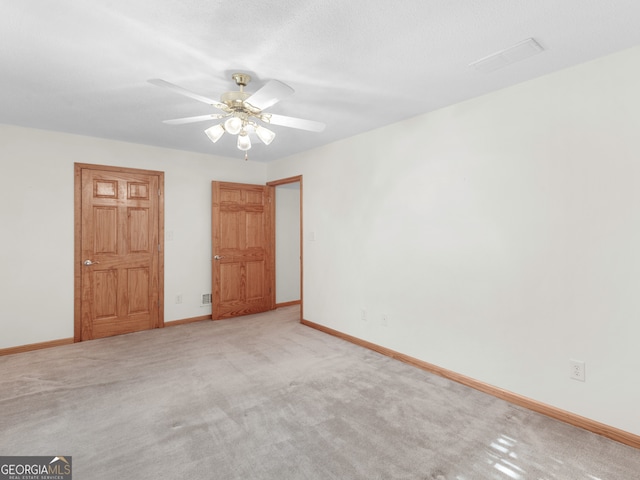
xmin=74 ymin=163 xmax=165 ymax=342
xmin=267 ymin=175 xmax=303 ymax=321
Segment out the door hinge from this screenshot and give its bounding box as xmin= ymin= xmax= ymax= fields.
xmin=158 ymin=188 xmax=161 ymax=196
xmin=158 ymin=243 xmax=161 ymax=252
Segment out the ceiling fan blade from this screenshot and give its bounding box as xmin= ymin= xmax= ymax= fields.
xmin=264 ymin=113 xmax=326 ymax=132
xmin=162 ymin=113 xmax=227 ymax=125
xmin=245 ymin=80 xmax=294 ymax=111
xmin=148 ymin=78 xmax=227 ymax=110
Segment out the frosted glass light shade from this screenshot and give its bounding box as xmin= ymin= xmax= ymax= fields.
xmin=255 ymin=125 xmax=276 ymax=145
xmin=224 ymin=116 xmax=243 ymax=135
xmin=237 ymin=131 xmax=251 ymax=151
xmin=204 ymin=124 xmax=225 ymax=143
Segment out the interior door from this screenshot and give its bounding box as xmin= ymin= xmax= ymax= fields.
xmin=75 ymin=164 xmax=163 ymax=340
xmin=212 ymin=181 xmax=275 ymax=319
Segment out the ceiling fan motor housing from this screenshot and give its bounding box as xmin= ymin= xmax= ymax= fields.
xmin=221 ymin=91 xmax=251 ymax=110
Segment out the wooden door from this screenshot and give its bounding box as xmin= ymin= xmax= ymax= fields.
xmin=212 ymin=181 xmax=275 ymax=319
xmin=75 ymin=164 xmax=163 ymax=341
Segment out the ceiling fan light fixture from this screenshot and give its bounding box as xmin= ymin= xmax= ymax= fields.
xmin=255 ymin=125 xmax=276 ymax=145
xmin=151 ymin=73 xmax=325 ymax=159
xmin=237 ymin=131 xmax=251 ymax=151
xmin=204 ymin=124 xmax=225 ymax=143
xmin=224 ymin=116 xmax=243 ymax=135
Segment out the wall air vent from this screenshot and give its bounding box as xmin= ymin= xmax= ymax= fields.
xmin=201 ymin=293 xmax=212 ymax=305
xmin=469 ymin=38 xmax=544 ymax=73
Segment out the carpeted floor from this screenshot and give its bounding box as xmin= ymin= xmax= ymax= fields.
xmin=1 ymin=306 xmax=639 ymax=479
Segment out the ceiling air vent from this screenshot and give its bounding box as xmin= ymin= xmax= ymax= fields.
xmin=469 ymin=38 xmax=544 ymax=73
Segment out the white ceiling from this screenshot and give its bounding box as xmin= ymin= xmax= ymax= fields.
xmin=2 ymin=1 xmax=640 ymax=162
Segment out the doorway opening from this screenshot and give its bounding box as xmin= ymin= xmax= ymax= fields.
xmin=268 ymin=176 xmax=303 ymax=320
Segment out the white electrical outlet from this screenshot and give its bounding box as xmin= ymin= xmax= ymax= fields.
xmin=569 ymin=359 xmax=585 ymax=382
xmin=361 ymin=309 xmax=367 ymax=322
xmin=175 ymin=294 xmax=183 ymax=304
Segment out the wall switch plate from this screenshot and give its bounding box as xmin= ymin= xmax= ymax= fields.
xmin=569 ymin=359 xmax=585 ymax=382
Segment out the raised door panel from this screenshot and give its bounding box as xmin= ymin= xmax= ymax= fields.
xmin=94 ymin=270 xmax=118 ymax=319
xmin=128 ymin=182 xmax=149 ymax=200
xmin=220 ymin=262 xmax=243 ymax=303
xmin=245 ymin=261 xmax=265 ymax=301
xmin=128 ymin=208 xmax=150 ymax=253
xmin=220 ymin=187 xmax=242 ymax=204
xmin=127 ymin=267 xmax=150 ymax=315
xmin=220 ymin=210 xmax=242 ymax=250
xmin=245 ymin=211 xmax=264 ymax=248
xmin=93 ymin=207 xmax=118 ymax=254
xmin=94 ymin=179 xmax=118 ymax=198
xmin=245 ymin=190 xmax=264 ymax=206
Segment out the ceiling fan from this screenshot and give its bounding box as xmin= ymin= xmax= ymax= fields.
xmin=148 ymin=73 xmax=326 ymax=158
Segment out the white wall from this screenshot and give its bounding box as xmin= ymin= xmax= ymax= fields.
xmin=0 ymin=125 xmax=266 ymax=349
xmin=267 ymin=45 xmax=640 ymax=436
xmin=275 ymin=183 xmax=301 ymax=304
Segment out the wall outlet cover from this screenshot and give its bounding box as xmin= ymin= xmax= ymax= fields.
xmin=569 ymin=359 xmax=585 ymax=382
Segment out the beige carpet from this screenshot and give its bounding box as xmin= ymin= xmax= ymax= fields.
xmin=1 ymin=306 xmax=639 ymax=479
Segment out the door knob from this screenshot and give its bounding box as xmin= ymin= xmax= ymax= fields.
xmin=83 ymin=260 xmax=100 ymax=266
xmin=213 ymin=255 xmax=224 ymax=260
